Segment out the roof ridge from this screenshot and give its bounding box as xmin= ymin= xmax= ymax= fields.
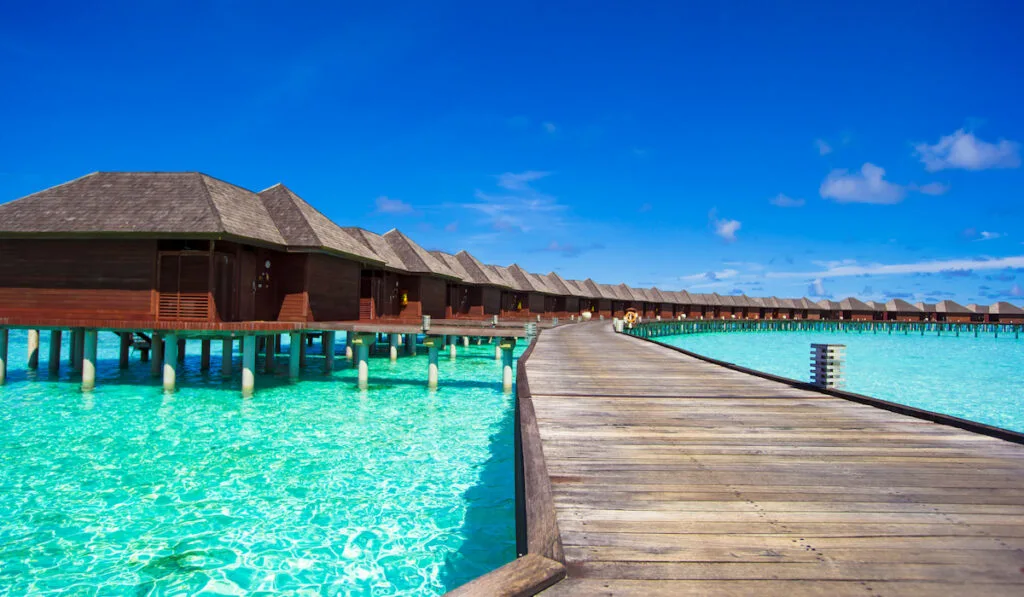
xmin=197 ymin=173 xmax=228 ymax=234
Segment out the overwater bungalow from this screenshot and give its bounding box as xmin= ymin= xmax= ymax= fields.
xmin=966 ymin=303 xmax=988 ymax=324
xmin=776 ymin=298 xmax=798 ymax=319
xmin=542 ymin=272 xmax=576 ymax=319
xmin=489 ymin=265 xmax=532 ymax=320
xmin=648 ymin=288 xmax=674 ymax=320
xmin=762 ymin=297 xmax=783 ymax=319
xmin=455 ymin=251 xmax=512 ymax=319
xmin=631 ymin=287 xmax=658 ymax=320
xmin=800 ymin=298 xmax=824 ymax=320
xmin=838 ymin=297 xmax=874 ymax=321
xmin=0 ymin=172 xmax=386 ymax=325
xmin=864 ymin=301 xmax=887 ymax=321
xmin=933 ymin=300 xmax=972 ymax=323
xmin=988 ymin=301 xmax=1024 ymax=324
xmin=816 ymin=299 xmax=840 ymax=320
xmin=915 ymin=301 xmax=937 ymax=322
xmin=564 ymin=279 xmax=595 ymax=316
xmin=429 ymin=250 xmax=505 ymax=319
xmin=885 ymin=299 xmax=924 ymax=321
xmin=581 ymin=279 xmax=613 ymax=318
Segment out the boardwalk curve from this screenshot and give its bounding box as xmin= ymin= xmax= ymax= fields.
xmin=525 ymin=322 xmax=1024 ymax=596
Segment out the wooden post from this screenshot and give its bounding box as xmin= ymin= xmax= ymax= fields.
xmin=0 ymin=328 xmax=7 ymax=385
xmin=241 ymin=335 xmax=256 ymax=397
xmin=404 ymin=333 xmax=416 ymax=356
xmin=27 ymin=329 xmax=39 ymax=370
xmin=425 ymin=336 xmax=439 ymax=389
xmin=299 ymin=333 xmax=307 ymax=368
xmin=389 ymin=333 xmax=399 ymax=362
xmin=323 ymin=331 xmax=335 ymax=373
xmin=501 ymin=338 xmax=516 ymax=393
xmin=263 ymin=335 xmax=275 ymax=373
xmin=345 ymin=331 xmax=354 ymax=360
xmin=48 ymin=330 xmax=62 ymax=375
xmin=221 ymin=338 xmax=233 ymax=377
xmin=68 ymin=328 xmax=79 ymax=367
xmin=119 ymin=333 xmax=131 ymax=369
xmin=150 ymin=335 xmax=163 ymax=377
xmin=200 ymin=339 xmax=211 ymax=371
xmin=72 ymin=329 xmax=84 ymax=372
xmin=289 ymin=331 xmax=301 ymax=381
xmin=162 ymin=333 xmax=178 ymax=392
xmin=176 ymin=338 xmax=186 ymax=363
xmin=82 ymin=330 xmax=98 ymax=391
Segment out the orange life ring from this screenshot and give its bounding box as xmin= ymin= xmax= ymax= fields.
xmin=623 ymin=311 xmax=639 ymax=325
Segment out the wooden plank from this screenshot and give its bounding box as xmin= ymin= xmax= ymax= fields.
xmin=444 ymin=554 xmax=565 ymax=597
xmin=524 ymin=321 xmax=1024 ymax=594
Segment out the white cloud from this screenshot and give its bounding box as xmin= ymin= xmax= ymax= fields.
xmin=915 ymin=129 xmax=1020 ymax=171
xmin=807 ymin=277 xmax=829 ymax=297
xmin=820 ymin=163 xmax=905 ymax=204
xmin=496 ymin=170 xmax=550 ymax=191
xmin=770 ymin=193 xmax=805 ymax=208
xmin=815 ymin=139 xmax=833 ymax=156
xmin=916 ymin=182 xmax=950 ymax=195
xmin=978 ymin=231 xmax=1004 ymax=241
xmin=767 ymin=255 xmax=1024 ymax=279
xmin=681 ymin=268 xmax=739 ymax=282
xmin=374 ymin=195 xmax=414 ymax=214
xmin=709 ymin=211 xmax=741 ymax=242
xmin=542 ymin=121 xmax=557 ymax=134
xmin=444 ymin=221 xmax=458 ymax=233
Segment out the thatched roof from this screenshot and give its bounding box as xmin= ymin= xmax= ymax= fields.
xmin=382 ymin=230 xmax=460 ymax=279
xmin=865 ymin=300 xmax=886 ymax=312
xmin=797 ymin=298 xmax=821 ymax=310
xmin=565 ymin=279 xmax=595 ymax=298
xmin=966 ymin=303 xmax=988 ymax=314
xmin=817 ymin=299 xmax=840 ymax=310
xmin=934 ymin=299 xmax=970 ymax=314
xmin=762 ymin=297 xmax=782 ymax=308
xmin=0 ymin=172 xmax=288 ymax=246
xmin=507 ymin=264 xmax=549 ymax=293
xmin=991 ymin=301 xmax=1024 ymax=315
xmin=649 ymin=288 xmax=672 ymax=303
xmin=343 ymin=228 xmax=406 ymax=270
xmin=617 ymin=284 xmax=642 ymax=302
xmin=630 ymin=287 xmax=654 ymax=302
xmin=579 ymin=279 xmax=607 ymax=299
xmin=455 ymin=251 xmax=511 ymax=288
xmin=886 ymin=299 xmax=921 ymax=313
xmin=527 ymin=270 xmax=559 ymax=294
xmin=258 ymin=184 xmax=382 ymax=263
xmin=674 ymin=290 xmax=693 ymax=304
xmin=748 ymin=296 xmax=765 ymax=308
xmin=778 ymin=298 xmax=799 ymax=309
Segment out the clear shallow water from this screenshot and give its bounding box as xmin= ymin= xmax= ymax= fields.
xmin=0 ymin=330 xmax=519 ymax=595
xmin=659 ymin=329 xmax=1024 ymax=434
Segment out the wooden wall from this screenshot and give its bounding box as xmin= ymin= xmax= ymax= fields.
xmin=307 ymin=254 xmax=361 ymax=321
xmin=0 ymin=239 xmax=157 ymax=320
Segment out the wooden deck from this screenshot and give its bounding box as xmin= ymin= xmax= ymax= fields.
xmin=524 ymin=322 xmax=1024 ymax=596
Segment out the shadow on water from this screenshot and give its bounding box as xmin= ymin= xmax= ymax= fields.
xmin=438 ymin=391 xmax=517 ymax=591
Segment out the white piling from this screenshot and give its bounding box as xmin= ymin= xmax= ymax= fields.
xmin=389 ymin=333 xmax=399 ymax=362
xmin=288 ymin=331 xmax=301 ymax=381
xmin=495 ymin=342 xmax=502 ymax=361
xmin=449 ymin=336 xmax=457 ymax=360
xmin=355 ymin=335 xmax=370 ymax=390
xmin=345 ymin=331 xmax=354 ymax=360
xmin=501 ymin=338 xmax=516 ymax=393
xmin=82 ymin=330 xmax=97 ymax=391
xmin=426 ymin=336 xmax=439 ymax=389
xmin=241 ymin=335 xmax=256 ymax=397
xmin=27 ymin=329 xmax=39 ymax=370
xmin=162 ymin=333 xmax=178 ymax=392
xmin=463 ymin=336 xmax=470 ymax=348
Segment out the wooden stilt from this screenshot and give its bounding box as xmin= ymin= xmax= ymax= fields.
xmin=82 ymin=330 xmax=97 ymax=391
xmin=221 ymin=338 xmax=233 ymax=377
xmin=289 ymin=331 xmax=301 ymax=381
xmin=200 ymin=339 xmax=211 ymax=371
xmin=119 ymin=333 xmax=131 ymax=369
xmin=48 ymin=330 xmax=62 ymax=374
xmin=150 ymin=335 xmax=163 ymax=377
xmin=27 ymin=329 xmax=39 ymax=370
xmin=323 ymin=331 xmax=335 ymax=373
xmin=0 ymin=328 xmax=7 ymax=385
xmin=241 ymin=335 xmax=256 ymax=397
xmin=163 ymin=333 xmax=178 ymax=392
xmin=263 ymin=336 xmax=275 ymax=373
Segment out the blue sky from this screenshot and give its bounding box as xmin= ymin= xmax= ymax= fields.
xmin=2 ymin=1 xmax=1024 ymax=304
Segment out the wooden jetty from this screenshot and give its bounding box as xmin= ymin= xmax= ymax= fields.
xmin=509 ymin=322 xmax=1024 ymax=596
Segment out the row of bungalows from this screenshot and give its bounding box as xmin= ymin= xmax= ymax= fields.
xmin=2 ymin=172 xmax=1023 ymax=329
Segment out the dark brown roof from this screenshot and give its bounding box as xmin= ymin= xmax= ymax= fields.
xmin=258 ymin=184 xmax=382 ymax=263
xmin=0 ymin=172 xmax=287 ymax=246
xmin=383 ymin=230 xmax=460 ymax=279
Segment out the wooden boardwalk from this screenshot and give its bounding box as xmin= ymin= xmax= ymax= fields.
xmin=525 ymin=322 xmax=1024 ymax=596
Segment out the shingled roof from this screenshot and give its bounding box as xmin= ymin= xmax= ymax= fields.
xmin=488 ymin=265 xmax=527 ymax=291
xmin=258 ymin=184 xmax=382 ymax=263
xmin=429 ymin=251 xmax=474 ymax=281
xmin=382 ymin=230 xmax=460 ymax=279
xmin=543 ymin=272 xmax=574 ymax=296
xmin=455 ymin=251 xmax=511 ymax=287
xmin=583 ymin=279 xmax=613 ymax=299
xmin=934 ymin=299 xmax=971 ymax=314
xmin=839 ymin=297 xmax=873 ymax=311
xmin=886 ymin=299 xmax=921 ymax=313
xmin=990 ymin=301 xmax=1024 ymax=315
xmin=0 ymin=172 xmax=288 ymax=246
xmin=343 ymin=228 xmax=406 ymax=271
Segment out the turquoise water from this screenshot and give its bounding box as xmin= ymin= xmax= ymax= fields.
xmin=0 ymin=330 xmax=519 ymax=595
xmin=657 ymin=329 xmax=1024 ymax=433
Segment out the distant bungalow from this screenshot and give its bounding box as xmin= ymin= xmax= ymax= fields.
xmin=0 ymin=172 xmax=1019 ymax=328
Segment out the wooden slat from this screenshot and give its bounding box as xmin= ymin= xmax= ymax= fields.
xmin=525 ymin=322 xmax=1024 ymax=595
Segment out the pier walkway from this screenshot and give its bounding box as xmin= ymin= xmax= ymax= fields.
xmin=524 ymin=322 xmax=1024 ymax=596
